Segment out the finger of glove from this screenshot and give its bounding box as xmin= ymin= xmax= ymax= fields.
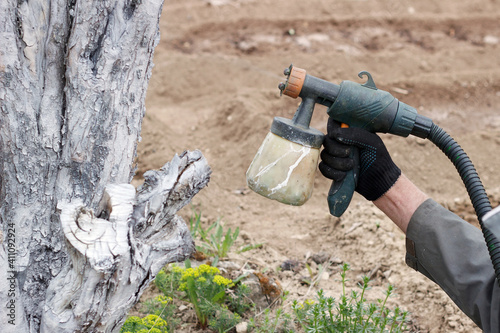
xmin=319 ymin=162 xmax=347 ymax=182
xmin=331 ymin=126 xmax=382 ymax=149
xmin=326 ymin=117 xmax=343 ymax=134
xmin=320 ymin=149 xmax=354 ymax=171
xmin=322 ymin=136 xmax=351 ymax=158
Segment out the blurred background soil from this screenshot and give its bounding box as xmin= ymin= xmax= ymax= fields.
xmin=134 ymin=1 xmax=500 ymax=331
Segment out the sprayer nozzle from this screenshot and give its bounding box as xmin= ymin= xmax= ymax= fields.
xmin=278 ymin=82 xmax=286 ymax=96
xmin=284 ymin=66 xmax=292 ymax=76
xmin=280 ymin=65 xmax=306 ymax=99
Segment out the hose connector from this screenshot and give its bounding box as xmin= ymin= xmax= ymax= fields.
xmin=411 ymin=114 xmax=434 ymax=139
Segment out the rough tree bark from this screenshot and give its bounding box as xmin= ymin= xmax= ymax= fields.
xmin=0 ymin=1 xmax=211 ymax=332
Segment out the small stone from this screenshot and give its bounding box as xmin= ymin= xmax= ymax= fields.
xmin=280 ymin=259 xmax=303 ymax=272
xmin=311 ymin=251 xmax=330 ymax=264
xmin=330 ymin=257 xmax=343 ymax=265
xmin=484 ymin=35 xmax=499 ymax=45
xmin=237 ymin=41 xmax=257 ymax=53
xmin=236 ymin=321 xmax=248 ymax=333
xmin=217 ymin=260 xmax=240 ymax=271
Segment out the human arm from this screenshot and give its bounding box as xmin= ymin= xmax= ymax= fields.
xmin=371 ymin=169 xmax=500 ymax=330
xmin=319 ymin=119 xmax=499 ymax=331
xmin=405 ymin=199 xmax=500 ymax=332
xmin=373 ymin=173 xmax=428 ymax=233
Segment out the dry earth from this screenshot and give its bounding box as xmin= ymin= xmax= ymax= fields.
xmin=133 ymin=0 xmax=500 ymax=332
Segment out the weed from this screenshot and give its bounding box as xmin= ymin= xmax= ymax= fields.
xmin=248 ymin=291 xmax=294 ymax=332
xmin=156 ymin=260 xmax=252 ymax=331
xmin=292 ymin=263 xmax=409 ymax=332
xmin=121 ymin=312 xmax=171 ymax=333
xmin=249 ymin=308 xmax=293 ymax=333
xmin=188 ymin=210 xmax=239 ymax=261
xmin=188 ymin=209 xmax=262 ymax=261
xmin=237 ymin=242 xmax=264 ymax=254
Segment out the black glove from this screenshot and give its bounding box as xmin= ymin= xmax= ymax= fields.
xmin=319 ymin=119 xmax=401 ymax=201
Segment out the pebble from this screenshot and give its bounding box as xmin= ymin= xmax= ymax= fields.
xmin=236 ymin=321 xmax=248 ymax=333
xmin=484 ymin=35 xmax=499 ymax=45
xmin=311 ymin=251 xmax=330 ymax=264
xmin=280 ymin=259 xmax=302 ymax=272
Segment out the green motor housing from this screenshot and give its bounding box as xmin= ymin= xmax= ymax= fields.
xmin=327 ymin=71 xmax=431 ymax=139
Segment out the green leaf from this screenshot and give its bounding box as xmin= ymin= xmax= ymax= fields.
xmin=211 ymin=290 xmax=226 ymax=303
xmin=186 ymin=276 xmax=207 ymax=328
xmin=237 ymin=243 xmax=263 ymax=254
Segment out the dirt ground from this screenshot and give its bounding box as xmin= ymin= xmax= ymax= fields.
xmin=134 ymin=0 xmax=500 ymax=331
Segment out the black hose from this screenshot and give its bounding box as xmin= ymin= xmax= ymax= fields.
xmin=428 ymin=124 xmax=500 ymax=286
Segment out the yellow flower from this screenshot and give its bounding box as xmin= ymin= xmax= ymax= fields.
xmin=156 ymin=269 xmax=166 ymax=278
xmin=213 ymin=275 xmax=234 ymax=287
xmin=142 ymin=314 xmax=168 ymax=328
xmin=305 ymin=299 xmax=315 ymax=306
xmin=138 ymin=329 xmax=162 ymax=333
xmin=124 ymin=316 xmax=142 ymax=324
xmin=171 ymin=264 xmax=183 ymax=274
xmin=155 ymin=295 xmax=172 ymax=305
xmin=183 ymin=267 xmax=203 ymax=280
xmin=198 ymin=264 xmax=219 ymax=275
xmin=197 ymin=276 xmax=207 ymax=283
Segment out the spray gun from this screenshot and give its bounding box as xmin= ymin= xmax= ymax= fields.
xmin=247 ymin=64 xmax=433 ymax=216
xmin=247 ymin=64 xmax=500 ymax=286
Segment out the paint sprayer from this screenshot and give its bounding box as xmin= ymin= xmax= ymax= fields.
xmin=246 ymin=64 xmax=500 ymax=285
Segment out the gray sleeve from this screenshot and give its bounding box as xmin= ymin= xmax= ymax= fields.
xmin=405 ymin=198 xmax=500 ymax=333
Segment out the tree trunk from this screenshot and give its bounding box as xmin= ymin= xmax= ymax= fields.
xmin=0 ymin=1 xmax=210 ymax=332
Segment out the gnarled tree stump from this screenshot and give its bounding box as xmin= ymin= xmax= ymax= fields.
xmin=0 ymin=1 xmax=209 ymax=332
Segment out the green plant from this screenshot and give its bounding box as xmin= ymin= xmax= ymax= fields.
xmin=227 ymin=282 xmax=253 ymax=315
xmin=187 ymin=209 xmax=239 ymax=261
xmin=302 ymin=262 xmax=328 ymax=287
xmin=207 ymin=305 xmax=241 ymax=333
xmin=188 ymin=209 xmax=262 ymax=261
xmin=248 ymin=291 xmax=294 ymax=333
xmin=292 ymin=263 xmax=409 ymax=332
xmin=155 ymin=266 xmax=182 ymax=299
xmin=120 ymin=314 xmax=169 ymax=333
xmin=237 ymin=242 xmax=264 ymax=254
xmin=121 ymin=295 xmax=176 ymax=333
xmin=197 ymin=217 xmax=240 ymax=260
xmin=249 ymin=307 xmax=296 ymax=333
xmin=141 ymin=295 xmax=179 ymax=332
xmin=157 ymin=260 xmax=252 ymax=331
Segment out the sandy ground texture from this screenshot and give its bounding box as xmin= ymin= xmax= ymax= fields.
xmin=134 ymin=0 xmax=500 ymax=332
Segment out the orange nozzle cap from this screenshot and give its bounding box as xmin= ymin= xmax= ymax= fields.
xmin=282 ymin=66 xmax=306 ymax=99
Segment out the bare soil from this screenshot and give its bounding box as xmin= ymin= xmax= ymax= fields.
xmin=134 ymin=1 xmax=500 ymax=331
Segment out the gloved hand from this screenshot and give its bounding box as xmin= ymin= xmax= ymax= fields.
xmin=319 ymin=118 xmax=401 ymax=201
